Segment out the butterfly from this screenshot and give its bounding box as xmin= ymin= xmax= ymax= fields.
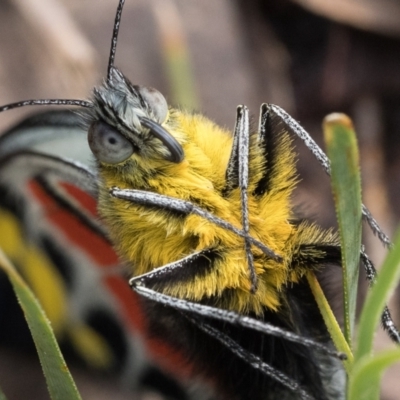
xmin=0 ymin=1 xmax=399 ymax=400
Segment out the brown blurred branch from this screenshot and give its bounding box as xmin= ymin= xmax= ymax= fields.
xmin=11 ymin=0 xmax=98 ymax=96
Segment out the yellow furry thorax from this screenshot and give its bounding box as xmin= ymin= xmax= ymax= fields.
xmin=97 ymin=108 xmax=337 ymax=315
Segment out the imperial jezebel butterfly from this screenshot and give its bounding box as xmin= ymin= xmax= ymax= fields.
xmin=0 ymin=1 xmax=399 ymax=400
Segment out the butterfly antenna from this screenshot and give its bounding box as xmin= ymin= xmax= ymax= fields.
xmin=0 ymin=2 xmax=127 ymax=113
xmin=107 ymin=0 xmax=126 ymax=84
xmin=0 ymin=99 xmax=92 ymax=113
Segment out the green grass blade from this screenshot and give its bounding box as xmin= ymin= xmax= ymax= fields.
xmin=323 ymin=113 xmax=362 ymax=347
xmin=355 ymin=230 xmax=400 ymax=360
xmin=0 ymin=249 xmax=82 ymax=400
xmin=349 ymin=349 xmax=400 ymax=400
xmin=307 ymin=273 xmax=353 ymax=372
xmin=152 ymin=0 xmax=199 ymax=110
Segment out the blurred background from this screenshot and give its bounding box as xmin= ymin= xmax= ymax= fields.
xmin=0 ymin=0 xmax=400 ymax=398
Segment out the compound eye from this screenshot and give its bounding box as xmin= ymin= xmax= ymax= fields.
xmin=137 ymin=86 xmax=168 ymax=124
xmin=88 ymin=120 xmax=134 ymax=164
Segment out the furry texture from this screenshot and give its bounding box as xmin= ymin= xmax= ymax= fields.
xmin=93 ymin=71 xmax=339 ymax=316
xmin=89 ymin=68 xmax=344 ymax=399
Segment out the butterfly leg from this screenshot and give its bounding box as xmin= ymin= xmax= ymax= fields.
xmin=130 ymin=261 xmax=343 ymax=360
xmin=110 ymin=188 xmax=280 ymax=260
xmin=266 ymin=104 xmax=400 ymax=344
xmin=226 ymin=106 xmax=256 ymax=291
xmin=186 ymin=314 xmax=315 ymax=400
xmin=268 ymin=104 xmax=390 ymax=248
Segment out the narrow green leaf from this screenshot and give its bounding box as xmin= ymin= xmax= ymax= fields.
xmin=0 ymin=249 xmax=82 ymax=400
xmin=307 ymin=273 xmax=353 ymax=372
xmin=349 ymin=350 xmax=400 ymax=400
xmin=323 ymin=113 xmax=362 ymax=347
xmin=355 ymin=230 xmax=400 ymax=360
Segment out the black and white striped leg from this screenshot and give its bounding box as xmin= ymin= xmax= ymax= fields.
xmin=185 ymin=314 xmax=315 ymax=400
xmin=266 ymin=104 xmax=400 ymax=345
xmin=110 ymin=188 xmax=281 ymax=261
xmin=130 ymin=249 xmax=218 ymax=290
xmin=236 ymin=106 xmax=257 ymax=291
xmin=269 ymin=104 xmax=391 ymax=248
xmin=130 ymin=280 xmax=344 ymax=360
xmin=360 ymin=250 xmax=400 ymax=343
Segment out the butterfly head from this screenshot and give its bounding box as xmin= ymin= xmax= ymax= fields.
xmin=87 ymin=67 xmax=184 ymax=166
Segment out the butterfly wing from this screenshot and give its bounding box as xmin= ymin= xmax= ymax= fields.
xmin=0 ymin=110 xmax=202 ymax=399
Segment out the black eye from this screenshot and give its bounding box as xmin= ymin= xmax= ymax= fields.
xmin=88 ymin=120 xmax=134 ymax=164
